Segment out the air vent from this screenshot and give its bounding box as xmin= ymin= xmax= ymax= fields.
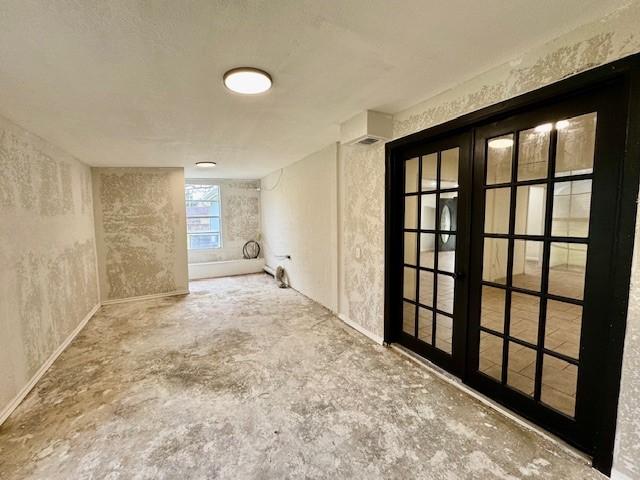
xmin=340 ymin=110 xmax=392 ymax=146
xmin=357 ymin=137 xmax=379 ymax=145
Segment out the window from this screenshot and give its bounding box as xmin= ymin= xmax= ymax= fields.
xmin=185 ymin=184 xmax=221 ymax=249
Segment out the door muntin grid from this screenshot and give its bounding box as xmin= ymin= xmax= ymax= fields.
xmin=402 ymin=147 xmax=460 ymax=355
xmin=478 ymin=112 xmax=596 ymax=419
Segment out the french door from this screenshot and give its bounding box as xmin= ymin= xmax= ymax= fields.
xmin=387 ymin=72 xmax=634 ymax=472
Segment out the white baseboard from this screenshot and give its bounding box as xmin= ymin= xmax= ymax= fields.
xmin=188 ymin=258 xmax=265 ymax=280
xmin=0 ymin=303 xmax=100 ymax=426
xmin=101 ymin=289 xmax=190 ymax=305
xmin=338 ymin=314 xmax=384 ymax=345
xmin=611 ymin=468 xmax=634 ymax=480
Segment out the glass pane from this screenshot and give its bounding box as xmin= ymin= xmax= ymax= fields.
xmin=439 ymin=191 xmax=458 ymax=231
xmin=403 ymin=301 xmax=415 ymax=335
xmin=479 ymin=332 xmax=503 ymax=381
xmin=483 ymin=238 xmax=508 ymax=284
xmin=438 ymin=237 xmax=455 ymax=273
xmin=405 ymin=196 xmax=418 ymax=229
xmin=187 ymin=217 xmax=220 ymax=234
xmin=486 ymin=134 xmax=513 ymax=184
xmin=507 ymin=344 xmax=536 ymax=396
xmin=188 ymin=234 xmax=220 ymax=249
xmin=555 ymin=112 xmax=597 ymax=177
xmin=435 ymin=314 xmax=453 ymax=354
xmin=514 ymin=185 xmax=546 ymax=236
xmin=545 ymin=300 xmax=582 ymax=360
xmin=551 ymin=180 xmax=592 ymax=238
xmin=541 ymin=355 xmax=578 ymax=417
xmin=481 ymin=286 xmax=506 ymax=333
xmin=419 ymin=233 xmax=435 ymax=268
xmin=518 ymin=126 xmax=550 ymax=181
xmin=403 ymin=267 xmax=417 ymax=300
xmin=484 ymin=188 xmax=511 ymax=234
xmin=437 ymin=274 xmax=454 ymax=314
xmin=185 ymin=184 xmax=219 ymax=201
xmin=418 ymin=307 xmax=433 ymax=344
xmin=405 ymin=157 xmax=419 ymax=193
xmin=420 ymin=194 xmax=436 ymax=230
xmin=418 ymin=270 xmax=434 ymax=307
xmin=404 ymin=232 xmax=417 ymax=265
xmin=421 ymin=153 xmax=437 ymax=191
xmin=441 ymin=148 xmax=459 ymax=189
xmin=509 ymin=292 xmax=540 ymax=345
xmin=186 ymin=200 xmax=220 ymax=217
xmin=548 ymin=243 xmax=587 ymax=300
xmin=512 ymin=239 xmax=543 ymax=291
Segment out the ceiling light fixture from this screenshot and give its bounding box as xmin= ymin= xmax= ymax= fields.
xmin=534 ymin=123 xmax=553 ymax=133
xmin=555 ymin=119 xmax=570 ymax=130
xmin=195 ymin=161 xmax=217 ymax=168
xmin=488 ymin=138 xmax=514 ymax=149
xmin=223 ymin=67 xmax=272 ymax=94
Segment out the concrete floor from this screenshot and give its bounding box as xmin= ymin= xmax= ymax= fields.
xmin=0 ymin=274 xmax=603 ymax=479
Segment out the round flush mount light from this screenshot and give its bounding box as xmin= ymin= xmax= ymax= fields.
xmin=223 ymin=67 xmax=272 ymax=94
xmin=534 ymin=123 xmax=553 ymax=133
xmin=195 ymin=161 xmax=217 ymax=168
xmin=488 ymin=138 xmax=514 ymax=149
xmin=555 ymin=119 xmax=571 ymax=130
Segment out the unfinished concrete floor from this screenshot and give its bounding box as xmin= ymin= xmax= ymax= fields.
xmin=0 ymin=274 xmax=603 ymax=479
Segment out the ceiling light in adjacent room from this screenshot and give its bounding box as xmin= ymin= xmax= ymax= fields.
xmin=534 ymin=123 xmax=553 ymax=133
xmin=195 ymin=161 xmax=217 ymax=168
xmin=223 ymin=68 xmax=272 ymax=94
xmin=555 ymin=119 xmax=571 ymax=130
xmin=488 ymin=138 xmax=514 ymax=149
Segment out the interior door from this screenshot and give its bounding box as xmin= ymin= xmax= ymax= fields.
xmin=398 ymin=131 xmax=471 ymax=374
xmin=466 ymin=82 xmax=627 ymax=453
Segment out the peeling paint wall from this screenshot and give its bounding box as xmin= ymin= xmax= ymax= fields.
xmin=186 ymin=179 xmax=261 ymax=264
xmin=92 ymin=168 xmax=188 ymax=302
xmin=0 ymin=114 xmax=99 ymax=414
xmin=334 ymin=2 xmax=640 ymax=477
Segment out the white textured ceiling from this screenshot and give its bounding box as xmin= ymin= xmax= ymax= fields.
xmin=0 ymin=0 xmax=625 ymax=178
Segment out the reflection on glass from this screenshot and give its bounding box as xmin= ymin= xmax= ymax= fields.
xmin=436 ymin=314 xmax=453 ymax=354
xmin=541 ymin=355 xmax=577 ymax=417
xmin=518 ymin=127 xmax=550 ymax=181
xmin=545 ymin=300 xmax=582 ymax=360
xmin=507 ymin=344 xmax=536 ymax=396
xmin=405 ymin=196 xmax=418 ymax=229
xmin=484 ymin=188 xmax=511 ymax=234
xmin=438 ymin=238 xmax=456 ymax=273
xmin=403 ymin=267 xmax=416 ymax=300
xmin=481 ymin=286 xmax=506 ymax=333
xmin=405 ymin=157 xmax=419 ymax=192
xmin=441 ymin=148 xmax=459 ymax=189
xmin=418 ymin=307 xmax=433 ymax=344
xmin=404 ymin=232 xmax=417 ymax=265
xmin=515 ymin=185 xmax=546 ymax=236
xmin=483 ymin=238 xmax=509 ymax=284
xmin=512 ymin=239 xmax=543 ymax=291
xmin=555 ymin=112 xmax=597 ymax=177
xmin=437 ymin=274 xmax=454 ymax=314
xmin=420 ymin=194 xmax=437 ymax=230
xmin=441 ymin=205 xmax=452 ymax=240
xmin=440 ymin=191 xmax=458 ymax=231
xmin=551 ymin=180 xmax=592 ymax=238
xmin=421 ymin=153 xmax=437 ymax=191
xmin=403 ymin=301 xmax=415 ymax=335
xmin=419 ymin=233 xmax=435 ymax=268
xmin=486 ymin=134 xmax=513 ymax=184
xmin=548 ymin=243 xmax=587 ymax=300
xmin=509 ymin=292 xmax=540 ymax=345
xmin=479 ymin=332 xmax=503 ymax=381
xmin=418 ymin=270 xmax=434 ymax=307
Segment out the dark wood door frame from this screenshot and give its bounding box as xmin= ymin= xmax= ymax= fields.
xmin=384 ymin=53 xmax=640 ymax=475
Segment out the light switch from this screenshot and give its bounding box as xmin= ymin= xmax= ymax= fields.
xmin=355 ymin=247 xmax=362 ymax=259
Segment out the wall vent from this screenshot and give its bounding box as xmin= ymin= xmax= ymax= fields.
xmin=340 ymin=110 xmax=392 ymax=146
xmin=357 ymin=137 xmax=379 ymax=145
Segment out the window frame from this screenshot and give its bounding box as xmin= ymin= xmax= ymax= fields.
xmin=185 ymin=183 xmax=222 ymax=250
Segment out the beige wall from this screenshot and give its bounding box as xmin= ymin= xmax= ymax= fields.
xmin=187 ymin=179 xmax=261 ymax=264
xmin=0 ymin=114 xmax=99 ymax=416
xmin=92 ymin=167 xmax=188 ymax=302
xmin=261 ymin=143 xmax=339 ymax=312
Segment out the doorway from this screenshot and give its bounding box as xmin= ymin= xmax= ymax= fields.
xmin=385 ymin=57 xmax=640 ymax=475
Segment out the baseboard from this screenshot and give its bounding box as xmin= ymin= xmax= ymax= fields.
xmin=0 ymin=303 xmax=100 ymax=426
xmin=188 ymin=258 xmax=265 ymax=281
xmin=101 ymin=289 xmax=190 ymax=305
xmin=338 ymin=314 xmax=384 ymax=345
xmin=611 ymin=468 xmax=634 ymax=480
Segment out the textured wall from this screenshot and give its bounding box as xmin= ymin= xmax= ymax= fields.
xmin=92 ymin=168 xmax=188 ymax=302
xmin=0 ymin=114 xmax=99 ymax=414
xmin=335 ymin=3 xmax=640 ymax=477
xmin=187 ymin=179 xmax=261 ymax=264
xmin=261 ymin=144 xmax=339 ymax=311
